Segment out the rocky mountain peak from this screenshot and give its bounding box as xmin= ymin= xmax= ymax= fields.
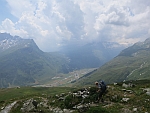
xmin=0 ymin=33 xmax=21 ymax=40
xmin=0 ymin=33 xmax=35 ymax=52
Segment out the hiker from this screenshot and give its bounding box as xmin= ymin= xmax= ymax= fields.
xmin=95 ymin=81 xmax=107 ymax=102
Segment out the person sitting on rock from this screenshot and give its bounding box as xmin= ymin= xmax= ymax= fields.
xmin=95 ymin=80 xmax=107 ymax=102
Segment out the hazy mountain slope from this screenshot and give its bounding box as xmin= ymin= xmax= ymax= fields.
xmin=72 ymin=38 xmax=150 ymax=86
xmin=0 ymin=33 xmax=69 ymax=88
xmin=60 ymin=42 xmax=124 ymax=70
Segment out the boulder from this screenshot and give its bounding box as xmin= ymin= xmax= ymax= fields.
xmin=122 ymin=83 xmax=135 ymax=88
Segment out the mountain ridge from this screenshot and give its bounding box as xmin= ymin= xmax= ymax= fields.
xmin=72 ymin=38 xmax=150 ymax=86
xmin=0 ymin=33 xmax=70 ymax=88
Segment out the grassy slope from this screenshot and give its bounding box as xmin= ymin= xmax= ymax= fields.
xmin=0 ymin=87 xmax=75 ymax=102
xmin=0 ymin=47 xmax=69 ymax=87
xmin=72 ymin=49 xmax=150 ymax=87
xmin=0 ymin=80 xmax=150 ymax=113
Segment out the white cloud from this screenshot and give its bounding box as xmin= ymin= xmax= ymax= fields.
xmin=0 ymin=18 xmax=28 ymax=37
xmin=6 ymin=0 xmax=35 ymax=18
xmin=0 ymin=0 xmax=150 ymax=51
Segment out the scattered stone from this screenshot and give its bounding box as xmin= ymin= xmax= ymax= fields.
xmin=42 ymin=93 xmax=46 ymax=96
xmin=16 ymin=86 xmax=20 ymax=89
xmin=82 ymin=94 xmax=89 ymax=99
xmin=143 ymin=88 xmax=150 ymax=92
xmin=121 ymin=98 xmax=130 ymax=102
xmin=122 ymin=108 xmax=132 ymax=113
xmin=122 ymin=83 xmax=135 ymax=88
xmin=146 ymin=92 xmax=150 ymax=96
xmin=52 ymin=107 xmax=63 ymax=113
xmin=55 ymin=94 xmax=59 ymax=98
xmin=124 ymin=94 xmax=127 ymax=97
xmin=122 ymin=89 xmax=127 ymax=91
xmin=21 ymin=99 xmax=35 ymax=112
xmin=133 ymin=108 xmax=137 ymax=112
xmin=52 ymin=100 xmax=55 ymax=103
xmin=145 ymin=99 xmax=150 ymax=101
xmin=0 ymin=101 xmax=17 ymax=113
xmin=126 ymin=90 xmax=133 ymax=93
xmin=122 ymin=83 xmax=129 ymax=88
xmin=63 ymin=109 xmax=70 ymax=113
xmin=143 ymin=88 xmax=150 ymax=96
xmin=112 ymin=95 xmax=118 ymax=100
xmin=58 ymin=97 xmax=65 ymax=101
xmin=76 ymin=105 xmax=84 ymax=109
xmin=1 ymin=107 xmax=4 ymax=110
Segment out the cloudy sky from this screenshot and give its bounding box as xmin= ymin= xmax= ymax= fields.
xmin=0 ymin=0 xmax=150 ymax=52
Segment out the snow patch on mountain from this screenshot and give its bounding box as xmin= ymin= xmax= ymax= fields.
xmin=102 ymin=42 xmax=125 ymax=49
xmin=0 ymin=39 xmax=19 ymax=50
xmin=0 ymin=33 xmax=32 ymax=52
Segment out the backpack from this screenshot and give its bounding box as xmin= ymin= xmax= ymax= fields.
xmin=99 ymin=81 xmax=106 ymax=91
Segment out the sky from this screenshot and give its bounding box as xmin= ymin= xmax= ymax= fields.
xmin=0 ymin=0 xmax=150 ymax=52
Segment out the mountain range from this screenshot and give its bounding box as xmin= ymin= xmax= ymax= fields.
xmin=0 ymin=33 xmax=70 ymax=88
xmin=0 ymin=33 xmax=123 ymax=88
xmin=73 ymin=38 xmax=150 ymax=86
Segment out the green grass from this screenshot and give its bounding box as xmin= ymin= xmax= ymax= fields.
xmin=0 ymin=80 xmax=150 ymax=113
xmin=72 ymin=43 xmax=150 ymax=86
xmin=0 ymin=87 xmax=75 ymax=101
